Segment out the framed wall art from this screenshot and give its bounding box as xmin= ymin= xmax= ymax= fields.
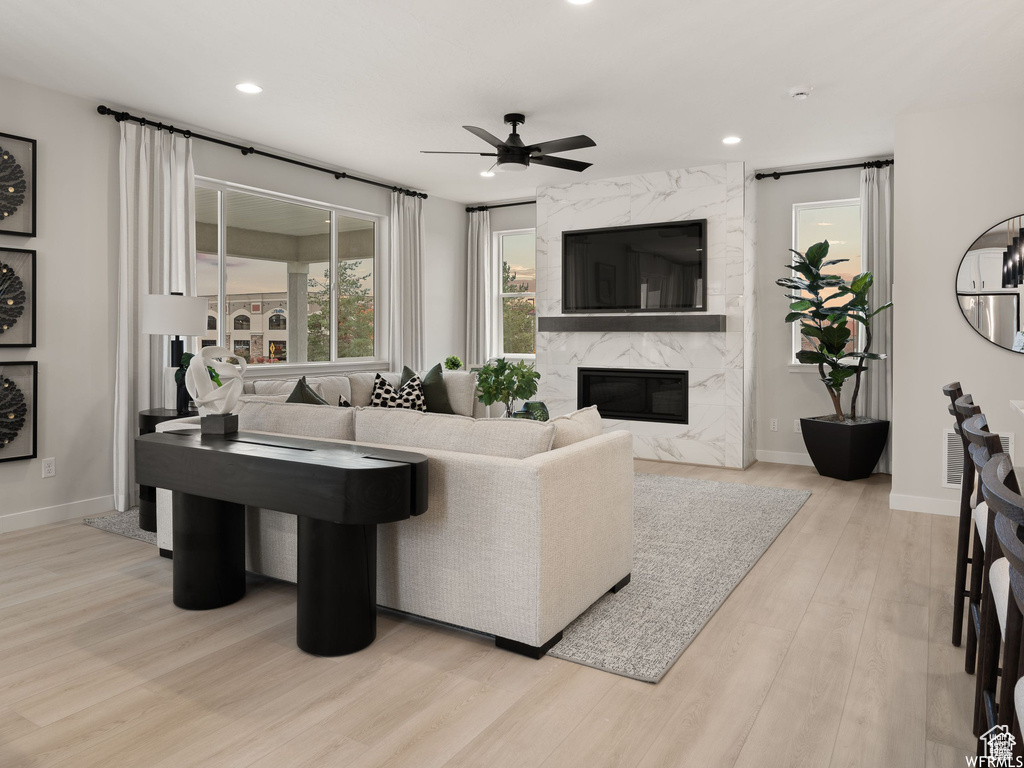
xmin=0 ymin=132 xmax=37 ymax=237
xmin=0 ymin=361 xmax=37 ymax=463
xmin=0 ymin=248 xmax=36 ymax=347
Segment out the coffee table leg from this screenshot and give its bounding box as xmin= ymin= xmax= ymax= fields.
xmin=171 ymin=491 xmax=246 ymax=610
xmin=297 ymin=517 xmax=377 ymax=656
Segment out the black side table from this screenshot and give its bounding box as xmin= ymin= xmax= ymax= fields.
xmin=138 ymin=408 xmax=194 ymax=533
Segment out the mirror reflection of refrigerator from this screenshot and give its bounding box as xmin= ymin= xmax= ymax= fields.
xmin=958 ymin=292 xmax=1020 ymax=348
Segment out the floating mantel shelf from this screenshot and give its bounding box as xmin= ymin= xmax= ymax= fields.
xmin=537 ymin=315 xmax=727 ymax=333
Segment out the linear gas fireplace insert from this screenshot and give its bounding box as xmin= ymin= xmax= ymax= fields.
xmin=577 ymin=367 xmax=688 ymax=424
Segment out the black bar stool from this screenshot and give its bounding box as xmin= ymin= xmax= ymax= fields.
xmin=958 ymin=399 xmax=988 ymax=674
xmin=981 ymin=453 xmax=1024 ymax=754
xmin=944 ymin=382 xmax=975 ymax=648
xmin=963 ymin=413 xmax=1008 ymax=737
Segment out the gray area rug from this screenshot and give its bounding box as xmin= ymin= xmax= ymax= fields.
xmin=84 ymin=508 xmax=156 ymax=545
xmin=549 ymin=473 xmax=811 ymax=683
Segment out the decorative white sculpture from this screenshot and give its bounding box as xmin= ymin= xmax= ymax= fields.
xmin=185 ymin=346 xmax=246 ymax=416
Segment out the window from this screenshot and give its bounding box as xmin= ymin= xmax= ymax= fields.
xmin=195 ymin=180 xmax=382 ymax=367
xmin=791 ymin=199 xmax=862 ymax=364
xmin=207 ymin=315 xmax=216 ymax=331
xmin=494 ymin=229 xmax=537 ymax=357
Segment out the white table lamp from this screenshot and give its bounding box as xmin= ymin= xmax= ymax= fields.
xmin=141 ymin=292 xmax=208 ymax=368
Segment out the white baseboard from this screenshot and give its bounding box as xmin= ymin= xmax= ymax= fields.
xmin=0 ymin=495 xmax=115 ymax=534
xmin=756 ymin=449 xmax=814 ymax=467
xmin=888 ymin=493 xmax=959 ymax=517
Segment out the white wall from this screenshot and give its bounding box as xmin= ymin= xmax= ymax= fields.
xmin=0 ymin=76 xmax=468 ymax=530
xmin=0 ymin=75 xmax=120 ymax=531
xmin=755 ymin=167 xmax=862 ymax=465
xmin=892 ymin=100 xmax=1024 ymax=516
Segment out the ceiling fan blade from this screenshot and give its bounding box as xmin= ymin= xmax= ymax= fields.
xmin=527 ymin=135 xmax=596 ymax=155
xmin=420 ymin=151 xmax=499 ymax=155
xmin=531 ymin=155 xmax=592 ymax=172
xmin=463 ymin=126 xmax=507 ymax=148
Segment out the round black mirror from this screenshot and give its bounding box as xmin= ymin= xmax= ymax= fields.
xmin=957 ymin=214 xmax=1024 ymax=352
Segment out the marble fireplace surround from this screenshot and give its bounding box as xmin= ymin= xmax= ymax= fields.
xmin=534 ymin=162 xmax=756 ymax=469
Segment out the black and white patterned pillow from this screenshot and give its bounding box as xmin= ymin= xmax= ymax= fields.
xmin=369 ymin=373 xmax=426 ymax=411
xmin=338 ymin=394 xmax=352 ymax=407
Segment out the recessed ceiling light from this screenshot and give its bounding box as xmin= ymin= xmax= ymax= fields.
xmin=788 ymin=85 xmax=812 ymax=100
xmin=235 ymin=83 xmax=263 ymax=94
xmin=722 ymin=136 xmax=742 ymax=145
xmin=567 ymin=0 xmax=593 ymax=4
xmin=480 ymin=170 xmax=495 ymax=178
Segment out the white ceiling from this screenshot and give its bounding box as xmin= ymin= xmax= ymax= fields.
xmin=7 ymin=1 xmax=1024 ymax=203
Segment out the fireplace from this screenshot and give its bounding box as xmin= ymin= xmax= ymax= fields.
xmin=577 ymin=367 xmax=688 ymax=424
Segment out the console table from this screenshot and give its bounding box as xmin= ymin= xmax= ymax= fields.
xmin=137 ymin=408 xmax=195 ymax=532
xmin=135 ymin=428 xmax=428 ymax=656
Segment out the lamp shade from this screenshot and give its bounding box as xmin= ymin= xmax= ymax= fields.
xmin=141 ymin=294 xmax=209 ymax=337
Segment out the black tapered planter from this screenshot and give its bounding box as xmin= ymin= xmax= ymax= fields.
xmin=800 ymin=417 xmax=890 ymax=481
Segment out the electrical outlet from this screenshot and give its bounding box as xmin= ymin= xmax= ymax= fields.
xmin=42 ymin=458 xmax=56 ymax=478
xmin=769 ymin=418 xmax=778 ymax=432
xmin=794 ymin=419 xmax=802 ymax=434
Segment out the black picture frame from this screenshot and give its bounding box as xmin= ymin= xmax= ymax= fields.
xmin=0 ymin=361 xmax=38 ymax=463
xmin=0 ymin=132 xmax=37 ymax=238
xmin=0 ymin=248 xmax=36 ymax=347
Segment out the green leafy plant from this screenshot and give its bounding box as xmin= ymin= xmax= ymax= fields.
xmin=174 ymin=352 xmax=223 ymax=388
xmin=444 ymin=355 xmax=463 ymax=371
xmin=476 ymin=358 xmax=541 ymax=418
xmin=777 ymin=240 xmax=892 ymax=421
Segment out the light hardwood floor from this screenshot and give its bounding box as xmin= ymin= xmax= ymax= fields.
xmin=0 ymin=461 xmax=977 ymax=767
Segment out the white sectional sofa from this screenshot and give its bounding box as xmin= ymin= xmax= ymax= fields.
xmin=155 ymin=370 xmax=634 ymax=655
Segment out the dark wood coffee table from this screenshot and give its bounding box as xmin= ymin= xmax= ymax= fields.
xmin=135 ymin=428 xmax=428 ymax=656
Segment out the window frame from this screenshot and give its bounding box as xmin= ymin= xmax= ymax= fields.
xmin=195 ymin=177 xmax=389 ymax=375
xmin=790 ymin=198 xmax=862 ymax=367
xmin=492 ymin=227 xmax=537 ymax=361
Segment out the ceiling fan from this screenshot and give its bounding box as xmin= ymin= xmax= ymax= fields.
xmin=421 ymin=113 xmax=596 ymax=173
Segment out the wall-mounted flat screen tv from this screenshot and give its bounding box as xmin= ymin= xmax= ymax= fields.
xmin=562 ymin=219 xmax=707 ymax=313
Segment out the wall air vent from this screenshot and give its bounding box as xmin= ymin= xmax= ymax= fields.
xmin=942 ymin=428 xmax=1014 ymax=489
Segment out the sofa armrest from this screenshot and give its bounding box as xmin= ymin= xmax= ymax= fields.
xmin=522 ymin=430 xmax=635 ymax=642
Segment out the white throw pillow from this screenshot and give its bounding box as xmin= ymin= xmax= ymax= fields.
xmin=549 ymin=405 xmax=604 ymax=449
xmin=369 ymin=373 xmax=427 ymax=411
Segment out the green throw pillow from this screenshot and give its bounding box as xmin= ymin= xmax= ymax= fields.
xmin=401 ymin=364 xmax=454 ymax=414
xmin=286 ymin=376 xmax=329 ymax=405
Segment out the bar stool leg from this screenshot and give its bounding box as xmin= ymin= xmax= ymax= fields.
xmin=953 ymin=503 xmax=973 ymax=647
xmin=967 ymin=526 xmax=985 ymax=674
xmin=1001 ymin=599 xmax=1023 ymax=727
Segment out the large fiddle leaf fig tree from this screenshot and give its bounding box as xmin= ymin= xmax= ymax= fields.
xmin=777 ymin=240 xmax=892 ymax=421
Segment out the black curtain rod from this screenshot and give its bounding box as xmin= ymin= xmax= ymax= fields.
xmin=755 ymin=158 xmax=893 ymax=181
xmin=96 ymin=105 xmax=428 ymax=199
xmin=466 ymin=200 xmax=536 ymax=212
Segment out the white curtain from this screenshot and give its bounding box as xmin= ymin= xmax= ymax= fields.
xmin=465 ymin=209 xmax=494 ymax=363
xmin=389 ymin=191 xmax=424 ymax=370
xmin=860 ymin=165 xmax=894 ymax=473
xmin=113 ymin=124 xmax=195 ymax=511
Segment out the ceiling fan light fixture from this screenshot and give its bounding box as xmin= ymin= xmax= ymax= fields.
xmin=495 ymin=156 xmax=529 ymax=173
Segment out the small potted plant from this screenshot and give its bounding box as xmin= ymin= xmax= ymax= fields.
xmin=444 ymin=355 xmax=463 ymax=371
xmin=476 ymin=358 xmax=540 ymax=418
xmin=777 ymin=240 xmax=892 ymax=480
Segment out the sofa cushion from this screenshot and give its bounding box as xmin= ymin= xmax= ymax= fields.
xmin=441 ymin=370 xmax=477 ymax=417
xmin=355 ymin=408 xmax=555 ymax=459
xmin=550 ymin=406 xmax=604 ymax=449
xmin=238 ymin=394 xmax=290 ymax=404
xmin=402 ymin=364 xmax=453 ymax=414
xmin=236 ymin=400 xmax=355 ymax=441
xmin=286 ymin=376 xmax=330 ymax=405
xmin=251 ymin=376 xmax=352 ymax=408
xmin=370 ymin=373 xmax=427 ymax=411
